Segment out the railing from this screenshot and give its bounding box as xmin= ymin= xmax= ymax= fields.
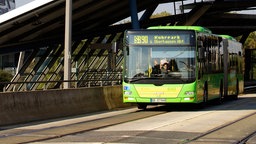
xmin=173 ymin=0 xmax=215 ymax=15
xmin=1 ymin=69 xmax=123 ymax=92
xmin=0 ymin=78 xmax=122 ymax=92
xmin=193 ymin=0 xmax=215 ymax=2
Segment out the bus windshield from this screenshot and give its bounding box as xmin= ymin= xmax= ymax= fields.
xmin=123 ymin=30 xmax=196 ymax=84
xmin=124 ymin=45 xmax=196 ymax=84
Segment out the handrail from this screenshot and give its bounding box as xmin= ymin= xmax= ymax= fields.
xmin=2 ymin=69 xmax=123 ymax=92
xmin=0 ymin=78 xmax=122 ymax=92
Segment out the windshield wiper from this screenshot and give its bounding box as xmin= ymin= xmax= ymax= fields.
xmin=129 ymin=77 xmax=147 ymax=82
xmin=129 ymin=77 xmax=160 ymax=83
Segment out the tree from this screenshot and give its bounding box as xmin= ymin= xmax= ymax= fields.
xmin=150 ymin=11 xmax=171 ymax=19
xmin=117 ymin=11 xmax=171 ymax=24
xmin=244 ymin=31 xmax=256 ymax=49
xmin=0 ymin=70 xmax=13 ymax=91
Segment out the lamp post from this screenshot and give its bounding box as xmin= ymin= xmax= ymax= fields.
xmin=64 ymin=0 xmax=72 ymax=89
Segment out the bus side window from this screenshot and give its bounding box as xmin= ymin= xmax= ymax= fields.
xmin=197 ymin=40 xmax=205 ymax=79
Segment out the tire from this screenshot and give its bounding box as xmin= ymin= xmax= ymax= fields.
xmin=137 ymin=103 xmax=147 ymax=110
xmin=203 ymin=82 xmax=208 ymax=103
xmin=232 ymin=79 xmax=239 ymax=100
xmin=199 ymin=82 xmax=208 ymax=108
xmin=216 ymin=80 xmax=224 ymax=104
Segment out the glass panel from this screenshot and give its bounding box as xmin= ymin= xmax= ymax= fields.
xmin=123 ymin=30 xmax=196 ymax=84
xmin=124 ymin=45 xmax=196 ymax=83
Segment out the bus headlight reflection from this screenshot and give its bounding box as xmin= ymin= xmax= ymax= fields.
xmin=123 ymin=86 xmax=130 ymax=90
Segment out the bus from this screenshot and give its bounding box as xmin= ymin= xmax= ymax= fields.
xmin=122 ymin=26 xmax=244 ymax=109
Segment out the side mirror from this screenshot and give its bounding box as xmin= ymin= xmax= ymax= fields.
xmin=126 ymin=46 xmax=129 ymax=55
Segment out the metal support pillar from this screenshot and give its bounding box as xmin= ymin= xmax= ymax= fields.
xmin=183 ymin=4 xmax=211 ymax=26
xmin=16 ymin=52 xmax=25 ymax=74
xmin=245 ymin=49 xmax=251 ymax=81
xmin=173 ymin=1 xmax=177 ymax=15
xmin=129 ymin=0 xmax=140 ymax=29
xmin=0 ymin=55 xmax=2 ymax=69
xmin=180 ymin=0 xmax=184 ymax=14
xmin=223 ymin=39 xmax=228 ymax=97
xmin=140 ymin=5 xmax=158 ymax=21
xmin=239 ymin=32 xmax=250 ymax=44
xmin=64 ymin=0 xmax=72 ymax=89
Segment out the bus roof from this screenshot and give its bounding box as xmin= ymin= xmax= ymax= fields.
xmin=147 ymin=26 xmax=212 ymax=34
xmin=219 ymin=35 xmax=237 ymax=41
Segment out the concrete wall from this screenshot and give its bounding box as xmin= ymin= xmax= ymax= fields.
xmin=0 ymin=85 xmax=130 ymax=126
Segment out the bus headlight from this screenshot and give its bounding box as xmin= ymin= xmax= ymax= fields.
xmin=184 ymin=97 xmax=194 ymax=101
xmin=124 ymin=91 xmax=132 ymax=95
xmin=185 ymin=91 xmax=195 ymax=96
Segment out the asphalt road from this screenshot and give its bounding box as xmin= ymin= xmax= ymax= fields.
xmin=0 ymin=94 xmax=256 ymax=144
xmin=40 ymin=94 xmax=256 ymax=144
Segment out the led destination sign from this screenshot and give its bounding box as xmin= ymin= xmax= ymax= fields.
xmin=153 ymin=35 xmax=185 ymax=44
xmin=129 ymin=32 xmax=193 ymax=45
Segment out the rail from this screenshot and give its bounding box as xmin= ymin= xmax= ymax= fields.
xmin=0 ymin=78 xmax=122 ymax=92
xmin=173 ymin=0 xmax=215 ymax=15
xmin=1 ymin=69 xmax=122 ymax=92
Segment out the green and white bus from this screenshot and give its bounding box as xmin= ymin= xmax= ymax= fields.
xmin=122 ymin=26 xmax=244 ymax=109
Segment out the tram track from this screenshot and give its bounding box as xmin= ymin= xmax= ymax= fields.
xmin=105 ymin=97 xmax=256 ymax=144
xmin=0 ymin=107 xmax=165 ymax=144
xmin=238 ymin=131 xmax=256 ymax=144
xmin=0 ymin=95 xmax=255 ymax=144
xmin=185 ymin=112 xmax=256 ymax=144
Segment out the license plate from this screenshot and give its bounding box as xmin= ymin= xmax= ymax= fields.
xmin=151 ymin=98 xmax=166 ymax=103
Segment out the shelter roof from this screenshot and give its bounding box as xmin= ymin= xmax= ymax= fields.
xmin=0 ymin=0 xmax=255 ymax=53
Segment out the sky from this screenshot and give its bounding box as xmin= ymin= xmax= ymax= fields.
xmin=15 ymin=0 xmax=174 ymax=14
xmin=15 ymin=0 xmax=255 ymax=15
xmin=15 ymin=0 xmax=34 ymax=7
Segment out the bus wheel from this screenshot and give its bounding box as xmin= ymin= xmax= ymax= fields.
xmin=203 ymin=82 xmax=208 ymax=103
xmin=199 ymin=82 xmax=208 ymax=108
xmin=217 ymin=80 xmax=224 ymax=104
xmin=137 ymin=103 xmax=147 ymax=110
xmin=232 ymin=79 xmax=239 ymax=100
